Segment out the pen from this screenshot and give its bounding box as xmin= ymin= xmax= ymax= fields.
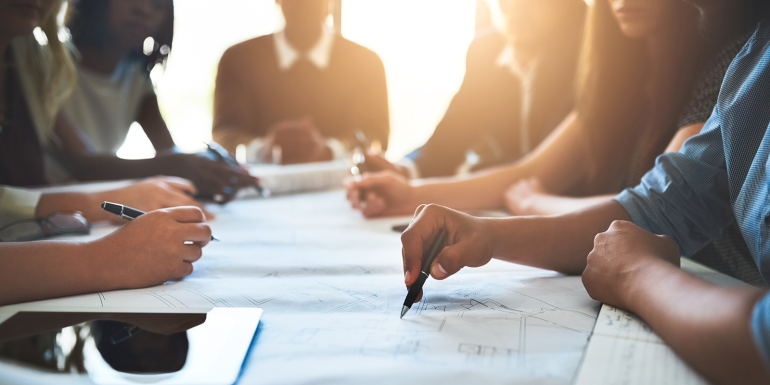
xmin=352 ymin=131 xmax=369 ymax=205
xmin=101 ymin=202 xmax=219 ymax=241
xmin=205 ymin=142 xmax=270 ymax=198
xmin=400 ymin=228 xmax=449 ymax=318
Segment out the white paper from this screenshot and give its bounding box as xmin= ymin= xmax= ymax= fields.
xmin=243 ymin=160 xmax=352 ymax=196
xmin=9 ymin=191 xmax=601 ymax=384
xmin=574 ymin=261 xmax=748 ymax=385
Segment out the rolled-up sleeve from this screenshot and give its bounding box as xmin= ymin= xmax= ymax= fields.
xmin=614 ymin=111 xmax=734 ymax=257
xmin=0 ymin=186 xmax=41 ymax=227
xmin=752 ymin=293 xmax=770 ymax=369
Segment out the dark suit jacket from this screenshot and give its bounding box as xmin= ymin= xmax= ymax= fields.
xmin=212 ymin=34 xmax=389 ymax=152
xmin=406 ymin=26 xmax=583 ymax=178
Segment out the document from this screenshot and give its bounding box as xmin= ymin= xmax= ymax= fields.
xmin=243 ymin=160 xmax=352 ymax=196
xmin=5 ymin=191 xmax=601 ymax=385
xmin=574 ymin=260 xmax=749 ymax=385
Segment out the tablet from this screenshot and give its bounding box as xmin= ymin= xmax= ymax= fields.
xmin=0 ymin=307 xmax=262 ymax=385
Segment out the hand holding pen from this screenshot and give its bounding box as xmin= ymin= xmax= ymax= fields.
xmin=400 ymin=204 xmax=498 ymax=316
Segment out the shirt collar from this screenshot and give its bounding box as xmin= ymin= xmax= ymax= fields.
xmin=273 ymin=27 xmax=335 ymax=71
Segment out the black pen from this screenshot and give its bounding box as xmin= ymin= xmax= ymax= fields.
xmin=352 ymin=131 xmax=369 ymax=205
xmin=101 ymin=202 xmax=219 ymax=241
xmin=400 ymin=228 xmax=449 ymax=318
xmin=206 ymin=142 xmax=270 ymax=198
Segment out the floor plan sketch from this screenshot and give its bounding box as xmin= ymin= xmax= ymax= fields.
xmin=10 ymin=191 xmax=603 ymax=385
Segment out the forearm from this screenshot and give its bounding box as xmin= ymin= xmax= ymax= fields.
xmin=414 ymin=163 xmax=534 ymax=210
xmin=36 ymin=192 xmax=101 ymax=221
xmin=524 ymin=194 xmax=616 ymax=216
xmin=489 ymin=200 xmax=630 ymax=274
xmin=628 ymin=261 xmax=769 ymax=384
xmin=0 ymin=241 xmax=114 ymax=306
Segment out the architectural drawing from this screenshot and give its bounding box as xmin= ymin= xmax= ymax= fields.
xmin=13 ymin=191 xmax=602 ymax=385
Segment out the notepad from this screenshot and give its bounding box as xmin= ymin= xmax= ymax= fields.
xmin=241 ymin=160 xmax=352 ymax=196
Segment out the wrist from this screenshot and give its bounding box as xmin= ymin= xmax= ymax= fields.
xmin=623 ymin=258 xmax=675 ymax=312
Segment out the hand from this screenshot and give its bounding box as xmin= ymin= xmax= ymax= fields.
xmin=583 ymin=220 xmax=680 ymax=310
xmin=345 ymin=171 xmax=418 ymax=217
xmin=89 ymin=206 xmax=211 ymax=289
xmin=504 ymin=178 xmax=548 ymax=215
xmin=401 ymin=204 xmax=496 ymax=303
xmin=161 ymin=153 xmax=257 ymax=203
xmin=361 ymin=151 xmax=411 ymax=179
xmin=261 ymin=117 xmax=332 ymax=165
xmin=93 ymin=177 xmax=213 ymax=222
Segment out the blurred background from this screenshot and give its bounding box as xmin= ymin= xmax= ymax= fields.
xmin=118 ymin=0 xmax=488 ymax=161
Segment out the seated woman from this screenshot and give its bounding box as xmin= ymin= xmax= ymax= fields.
xmin=62 ymin=0 xmax=175 ymax=156
xmin=363 ymin=0 xmax=585 ymax=179
xmin=346 ymin=0 xmax=734 ymax=218
xmin=0 ymin=0 xmax=211 ymax=306
xmin=19 ymin=0 xmax=255 ymax=201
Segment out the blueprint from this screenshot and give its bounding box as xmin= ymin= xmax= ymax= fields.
xmin=10 ymin=191 xmax=601 ymax=385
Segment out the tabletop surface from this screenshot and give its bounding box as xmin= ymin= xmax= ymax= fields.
xmin=1 ymin=190 xmax=618 ymax=384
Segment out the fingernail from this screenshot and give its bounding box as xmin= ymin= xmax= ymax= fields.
xmin=404 ymin=271 xmax=411 ymax=283
xmin=432 ymin=263 xmax=448 ymax=278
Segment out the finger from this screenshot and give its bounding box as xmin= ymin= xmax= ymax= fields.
xmin=401 ymin=209 xmax=441 ymax=285
xmin=178 ymin=222 xmax=212 ymax=247
xmin=362 ymin=193 xmax=386 ymax=217
xmin=430 ymin=245 xmax=466 ymax=280
xmin=174 ymin=262 xmax=194 ymax=279
xmin=348 ymin=188 xmax=361 ymax=209
xmin=167 ymin=206 xmax=207 ymax=223
xmin=182 ymin=244 xmax=204 ymax=263
xmin=158 ymin=177 xmax=198 ymax=195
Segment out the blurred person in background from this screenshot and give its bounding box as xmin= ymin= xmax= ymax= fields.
xmin=347 ymin=0 xmax=719 ymax=218
xmin=0 ymin=0 xmax=212 ymax=307
xmin=212 ymin=0 xmax=389 ymax=165
xmin=364 ymin=0 xmax=586 ymax=179
xmin=63 ymin=0 xmax=175 ymax=156
xmin=46 ymin=0 xmax=255 ymax=202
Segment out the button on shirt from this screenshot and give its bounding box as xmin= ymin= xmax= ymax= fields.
xmin=615 ymin=22 xmax=770 ymax=366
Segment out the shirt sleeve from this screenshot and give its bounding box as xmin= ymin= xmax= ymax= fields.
xmin=0 ymin=186 xmax=41 ymax=227
xmin=752 ymin=293 xmax=770 ymax=369
xmin=614 ymin=110 xmax=734 ymax=257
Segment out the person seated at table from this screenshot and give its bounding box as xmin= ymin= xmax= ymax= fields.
xmin=399 ymin=1 xmax=770 ymax=382
xmin=61 ymin=0 xmax=175 ymax=156
xmin=346 ymin=0 xmax=726 ymax=217
xmin=0 ymin=176 xmax=210 ymax=228
xmin=0 ymin=0 xmax=254 ymax=201
xmin=0 ymin=202 xmax=211 ymax=306
xmin=212 ymin=0 xmax=389 ymax=165
xmin=363 ymin=0 xmax=585 ymax=179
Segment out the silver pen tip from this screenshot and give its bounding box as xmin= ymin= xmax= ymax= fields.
xmin=400 ymin=305 xmax=409 ymax=319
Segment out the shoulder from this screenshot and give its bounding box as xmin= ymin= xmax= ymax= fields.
xmin=466 ymin=29 xmax=506 ymax=61
xmin=333 ymin=36 xmax=383 ymax=67
xmin=220 ymin=34 xmax=274 ymax=65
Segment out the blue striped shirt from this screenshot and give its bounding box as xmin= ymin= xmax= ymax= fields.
xmin=615 ymin=22 xmax=770 ymax=365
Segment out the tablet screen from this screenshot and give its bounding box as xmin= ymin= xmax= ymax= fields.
xmin=0 ymin=308 xmax=261 ymax=385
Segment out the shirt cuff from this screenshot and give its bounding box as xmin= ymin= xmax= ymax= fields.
xmin=0 ymin=186 xmax=42 ymax=227
xmin=613 ymin=188 xmax=656 ymax=234
xmin=752 ymin=293 xmax=770 ymax=371
xmin=396 ymin=158 xmax=420 ymax=179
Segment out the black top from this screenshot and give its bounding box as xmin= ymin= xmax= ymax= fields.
xmin=0 ymin=51 xmax=47 ymax=187
xmin=212 ymin=34 xmax=389 ymax=152
xmin=405 ymin=27 xmax=583 ymax=178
